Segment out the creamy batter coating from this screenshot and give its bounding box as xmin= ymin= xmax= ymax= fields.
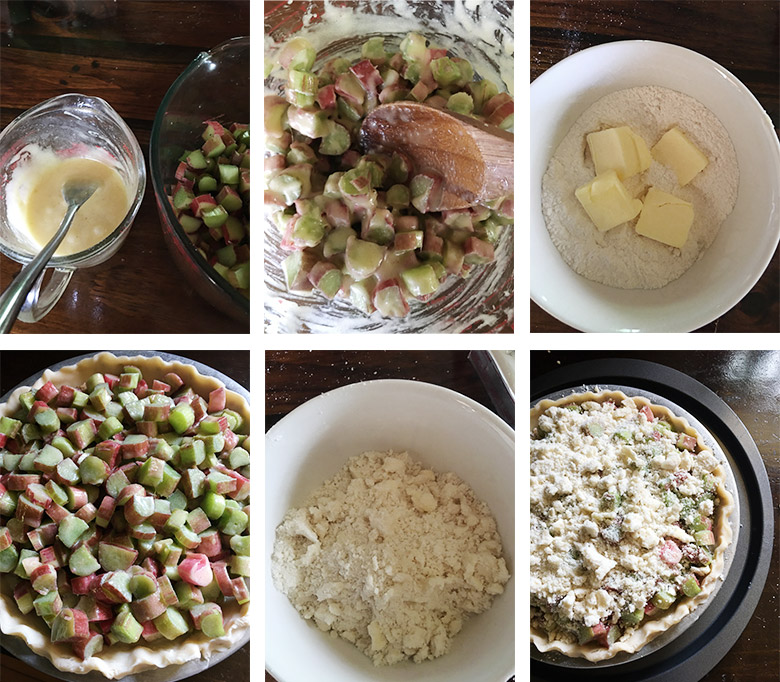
xmin=7 ymin=146 xmax=131 ymax=256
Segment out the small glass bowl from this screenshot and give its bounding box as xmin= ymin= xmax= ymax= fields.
xmin=0 ymin=93 xmax=145 ymax=322
xmin=149 ymin=36 xmax=250 ymax=325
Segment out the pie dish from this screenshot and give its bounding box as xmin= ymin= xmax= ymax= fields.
xmin=529 ymin=389 xmax=734 ymax=661
xmin=0 ymin=352 xmax=250 ymax=679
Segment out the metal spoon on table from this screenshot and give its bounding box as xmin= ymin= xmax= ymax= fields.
xmin=360 ymin=101 xmax=514 ymax=211
xmin=0 ymin=181 xmax=97 ymax=333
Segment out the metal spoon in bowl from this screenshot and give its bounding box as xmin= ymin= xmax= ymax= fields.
xmin=0 ymin=180 xmax=98 ymax=333
xmin=360 ymin=101 xmax=514 ymax=211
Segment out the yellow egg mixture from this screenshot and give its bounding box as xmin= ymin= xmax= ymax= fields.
xmin=23 ymin=156 xmax=130 ymax=256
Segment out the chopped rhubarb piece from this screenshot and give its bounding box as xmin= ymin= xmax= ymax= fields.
xmin=350 ymin=59 xmax=382 ymax=97
xmin=208 ymin=387 xmax=226 ymax=413
xmin=51 ymin=607 xmax=90 ymax=643
xmin=99 ymin=542 xmax=138 ymax=572
xmin=577 ymin=621 xmax=607 ymax=644
xmin=7 ymin=473 xmax=41 ymax=490
xmin=211 ymin=561 xmax=233 ymax=597
xmin=30 ymin=563 xmax=58 ymax=594
xmin=71 ymin=632 xmax=103 ymax=660
xmin=157 ymin=574 xmax=179 ymax=606
xmin=15 ymin=493 xmax=44 ymax=528
xmin=153 ymin=606 xmax=191 ymax=640
xmin=100 ymin=571 xmax=132 ymax=603
xmin=677 ymin=433 xmax=697 ymax=451
xmin=639 ymin=405 xmax=655 ymax=422
xmin=682 ymin=574 xmax=701 ymax=597
xmin=71 ymin=573 xmax=100 ymax=595
xmin=659 ymin=539 xmax=683 ymax=565
xmin=131 ymin=590 xmax=167 ymax=622
xmin=141 ymin=620 xmax=163 ymax=642
xmin=178 ymin=553 xmax=213 ymax=587
xmin=595 ymin=623 xmax=621 ymax=648
xmin=161 ymin=373 xmax=183 ymax=392
xmin=463 ymin=236 xmax=495 ymax=265
xmin=231 ymin=576 xmax=249 ymax=604
xmin=111 ymin=607 xmax=143 ymax=643
xmin=36 ymin=381 xmax=59 ymax=403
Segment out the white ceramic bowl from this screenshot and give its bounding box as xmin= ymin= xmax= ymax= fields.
xmin=531 ymin=40 xmax=780 ymax=332
xmin=265 ymin=379 xmax=515 ymax=682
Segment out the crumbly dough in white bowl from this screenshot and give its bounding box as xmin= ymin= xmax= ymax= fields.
xmin=265 ymin=380 xmax=514 ymax=682
xmin=531 ymin=40 xmax=780 ymax=332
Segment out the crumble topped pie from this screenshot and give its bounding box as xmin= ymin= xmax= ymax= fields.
xmin=530 ymin=390 xmax=733 ymax=661
xmin=0 ymin=353 xmax=250 ymax=678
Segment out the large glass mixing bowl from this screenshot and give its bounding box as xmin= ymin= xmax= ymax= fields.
xmin=264 ymin=1 xmax=514 ymax=333
xmin=150 ymin=36 xmax=249 ymax=325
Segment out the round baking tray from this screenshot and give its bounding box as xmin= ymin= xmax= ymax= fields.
xmin=529 ymin=359 xmax=773 ymax=682
xmin=0 ymin=351 xmax=250 ymax=682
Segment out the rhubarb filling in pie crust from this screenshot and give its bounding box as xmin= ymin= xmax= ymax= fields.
xmin=530 ymin=390 xmax=733 ymax=661
xmin=0 ymin=353 xmax=250 ymax=678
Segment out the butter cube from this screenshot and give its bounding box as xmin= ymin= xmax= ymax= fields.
xmin=575 ymin=169 xmax=643 ymax=232
xmin=651 ymin=127 xmax=708 ymax=186
xmin=586 ymin=126 xmax=652 ymax=180
xmin=635 ymin=187 xmax=694 ymax=248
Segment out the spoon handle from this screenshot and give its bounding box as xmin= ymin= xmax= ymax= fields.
xmin=0 ymin=201 xmax=80 ymax=333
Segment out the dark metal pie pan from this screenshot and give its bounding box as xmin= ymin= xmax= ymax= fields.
xmin=529 ymin=359 xmax=773 ymax=682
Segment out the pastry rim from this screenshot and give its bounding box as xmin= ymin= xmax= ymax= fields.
xmin=0 ymin=352 xmax=250 ymax=679
xmin=529 ymin=389 xmax=734 ymax=662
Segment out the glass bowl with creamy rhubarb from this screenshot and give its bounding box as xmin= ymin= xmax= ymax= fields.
xmin=530 ymin=390 xmax=734 ymax=662
xmin=264 ymin=20 xmax=514 ymax=333
xmin=0 ymin=353 xmax=249 ymax=678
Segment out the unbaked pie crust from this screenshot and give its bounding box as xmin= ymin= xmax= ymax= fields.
xmin=0 ymin=352 xmax=250 ymax=678
xmin=530 ymin=390 xmax=734 ymax=662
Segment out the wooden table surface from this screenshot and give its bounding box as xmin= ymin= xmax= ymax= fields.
xmin=0 ymin=349 xmax=249 ymax=682
xmin=532 ymin=350 xmax=779 ymax=682
xmin=530 ymin=0 xmax=780 ymax=333
xmin=0 ymin=0 xmax=249 ymax=334
xmin=265 ymin=349 xmax=514 ymax=682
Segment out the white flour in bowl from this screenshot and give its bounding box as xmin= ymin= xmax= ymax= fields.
xmin=541 ymin=86 xmax=738 ymax=289
xmin=271 ymin=450 xmax=509 ymax=665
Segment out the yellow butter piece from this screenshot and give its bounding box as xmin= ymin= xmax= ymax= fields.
xmin=575 ymin=169 xmax=643 ymax=232
xmin=586 ymin=126 xmax=652 ymax=180
xmin=635 ymin=187 xmax=694 ymax=248
xmin=651 ymin=127 xmax=708 ymax=186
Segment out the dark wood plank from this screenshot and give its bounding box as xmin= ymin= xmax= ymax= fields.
xmin=531 ymin=351 xmax=780 ymax=682
xmin=0 ymin=47 xmax=185 ymax=121
xmin=0 ymin=0 xmax=249 ymax=334
xmin=1 ymin=1 xmax=249 ymax=47
xmin=530 ymin=0 xmax=780 ymax=333
xmin=265 ymin=350 xmax=500 ymax=428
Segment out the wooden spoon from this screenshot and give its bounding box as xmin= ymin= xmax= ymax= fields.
xmin=359 ymin=101 xmax=513 ymax=211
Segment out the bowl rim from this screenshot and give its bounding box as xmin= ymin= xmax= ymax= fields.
xmin=265 ymin=378 xmax=515 ymax=682
xmin=530 ymin=39 xmax=780 ymax=332
xmin=265 ymin=377 xmax=515 ymax=443
xmin=149 ymin=36 xmax=250 ymax=315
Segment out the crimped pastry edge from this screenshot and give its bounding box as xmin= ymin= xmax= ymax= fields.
xmin=0 ymin=352 xmax=250 ymax=679
xmin=529 ymin=389 xmax=734 ymax=662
